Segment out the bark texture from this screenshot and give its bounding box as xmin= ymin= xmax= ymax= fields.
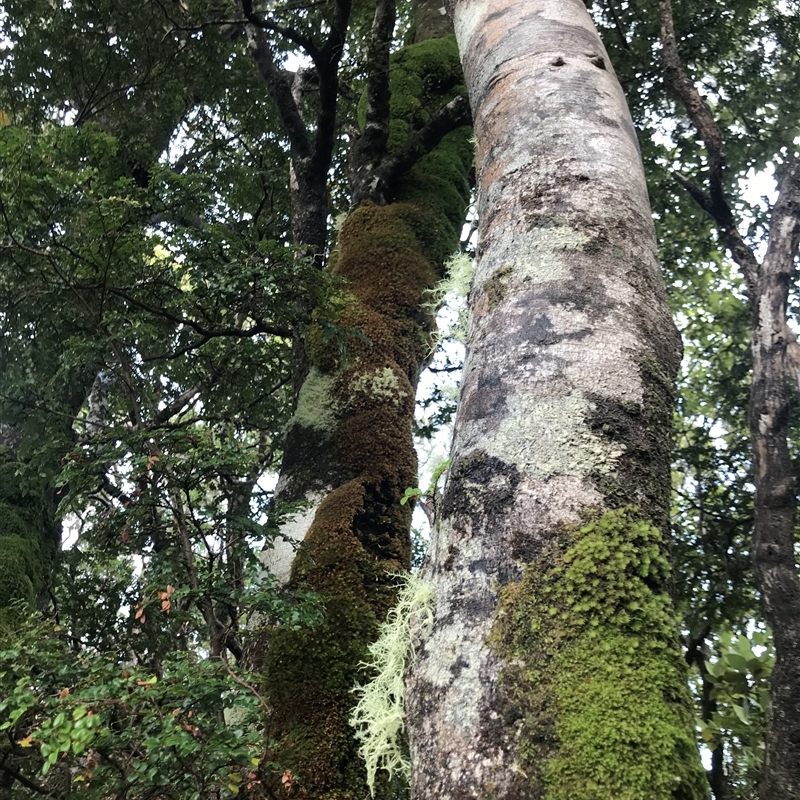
xmin=406 ymin=2 xmax=707 ymax=798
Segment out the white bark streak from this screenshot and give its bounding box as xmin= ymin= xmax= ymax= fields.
xmin=260 ymin=491 xmax=326 ymax=583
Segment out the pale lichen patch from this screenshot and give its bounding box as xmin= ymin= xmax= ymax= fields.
xmin=290 ymin=367 xmax=339 ymax=432
xmin=465 ymin=391 xmax=625 ymax=480
xmin=260 ymin=493 xmax=326 ymax=584
xmin=480 ymin=224 xmax=591 ymax=288
xmin=349 ymin=366 xmax=408 ymax=407
xmin=453 ymin=0 xmax=487 ymax=55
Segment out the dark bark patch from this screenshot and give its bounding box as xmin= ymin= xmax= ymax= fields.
xmin=459 ymin=371 xmax=507 ymax=422
xmin=586 ymin=354 xmax=676 ymax=532
xmin=440 ymin=450 xmax=521 ymax=523
xmin=279 ymin=424 xmax=343 ymax=502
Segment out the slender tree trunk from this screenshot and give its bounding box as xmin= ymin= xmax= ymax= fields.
xmin=657 ymin=2 xmax=800 ymax=792
xmin=749 ymin=155 xmax=800 ymax=800
xmin=406 ymin=2 xmax=708 ymax=798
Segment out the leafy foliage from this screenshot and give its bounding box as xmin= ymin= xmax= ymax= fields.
xmin=0 ymin=0 xmax=797 ymax=797
xmin=0 ymin=615 xmax=270 ymax=799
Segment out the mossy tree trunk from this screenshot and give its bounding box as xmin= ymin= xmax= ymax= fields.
xmin=258 ymin=20 xmax=472 ymax=800
xmin=0 ymin=434 xmax=57 ymax=621
xmin=405 ymin=2 xmax=708 ymax=798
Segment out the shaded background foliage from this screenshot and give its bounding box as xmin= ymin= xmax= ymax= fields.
xmin=0 ymin=0 xmax=797 ymax=798
xmin=592 ymin=1 xmax=800 ymax=796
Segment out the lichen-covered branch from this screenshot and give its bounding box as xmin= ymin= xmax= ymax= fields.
xmin=243 ymin=22 xmax=312 ymax=164
xmin=659 ymin=3 xmax=800 ymax=795
xmin=748 ymin=152 xmax=800 ymax=800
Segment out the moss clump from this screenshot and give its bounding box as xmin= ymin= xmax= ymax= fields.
xmin=261 ymin=481 xmax=407 ymax=800
xmin=493 ymin=507 xmax=708 ymax=800
xmin=0 ymin=502 xmax=43 ymax=607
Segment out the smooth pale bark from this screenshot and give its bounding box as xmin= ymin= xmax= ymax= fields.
xmin=406 ymin=2 xmax=706 ymax=798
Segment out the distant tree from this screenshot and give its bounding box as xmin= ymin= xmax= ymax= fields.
xmin=656 ymin=2 xmax=800 ymax=796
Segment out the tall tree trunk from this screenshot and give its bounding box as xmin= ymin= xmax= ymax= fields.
xmin=657 ymin=2 xmax=800 ymax=792
xmin=406 ymin=2 xmax=708 ymax=798
xmin=749 ymin=155 xmax=800 ymax=800
xmin=257 ymin=26 xmax=472 ymax=799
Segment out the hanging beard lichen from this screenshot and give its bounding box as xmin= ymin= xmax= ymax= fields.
xmin=350 ymin=573 xmax=435 ymax=796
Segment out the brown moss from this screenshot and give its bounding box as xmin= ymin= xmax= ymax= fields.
xmin=482 ymin=265 xmax=514 ymax=309
xmin=263 ymin=35 xmax=473 ymax=800
xmin=263 ymin=481 xmax=405 ymax=799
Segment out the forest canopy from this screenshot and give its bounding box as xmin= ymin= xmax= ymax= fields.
xmin=0 ymin=1 xmax=798 ymax=799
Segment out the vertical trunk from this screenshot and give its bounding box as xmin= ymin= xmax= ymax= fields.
xmin=259 ymin=32 xmax=472 ymax=799
xmin=657 ymin=3 xmax=800 ymax=793
xmin=406 ymin=2 xmax=707 ymax=799
xmin=0 ymin=445 xmax=56 ymax=618
xmin=749 ymin=155 xmax=800 ymax=800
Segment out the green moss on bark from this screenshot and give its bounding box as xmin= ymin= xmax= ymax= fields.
xmin=0 ymin=501 xmax=43 ymax=609
xmin=493 ymin=507 xmax=709 ymax=800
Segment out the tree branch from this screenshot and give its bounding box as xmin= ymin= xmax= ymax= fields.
xmin=353 ymin=93 xmax=471 ymax=207
xmin=107 ymin=287 xmax=291 ymax=350
xmin=658 ymin=0 xmax=725 ymax=206
xmin=312 ymin=0 xmax=353 ymax=177
xmin=242 ymin=11 xmax=312 ymax=162
xmin=240 ymin=2 xmax=319 ymax=60
xmin=380 ymin=94 xmax=471 ymax=195
xmin=0 ymin=764 xmax=58 ymax=797
xmin=349 ymin=0 xmax=397 ymax=205
xmin=765 ymin=156 xmax=800 ymax=394
xmin=659 ymin=0 xmax=759 ymax=296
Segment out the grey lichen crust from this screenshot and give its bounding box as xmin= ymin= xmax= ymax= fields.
xmin=459 ymin=391 xmax=625 ymax=480
xmin=348 ymin=367 xmax=408 ymax=408
xmin=290 ymin=367 xmax=339 ymax=432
